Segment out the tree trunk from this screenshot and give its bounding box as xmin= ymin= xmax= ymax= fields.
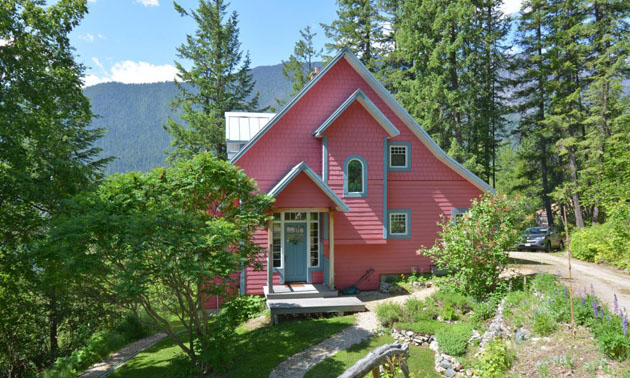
xmin=48 ymin=289 xmax=59 ymax=360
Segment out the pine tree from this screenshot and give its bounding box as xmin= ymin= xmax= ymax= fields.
xmin=511 ymin=0 xmax=557 ymax=226
xmin=321 ymin=0 xmax=385 ymax=69
xmin=580 ymin=0 xmax=630 ymax=221
xmin=281 ymin=26 xmax=322 ymax=100
xmin=545 ymin=0 xmax=589 ymax=227
xmin=165 ymin=0 xmax=259 ymax=160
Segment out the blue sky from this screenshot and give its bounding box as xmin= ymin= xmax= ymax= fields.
xmin=73 ymin=0 xmax=339 ymax=86
xmin=72 ymin=0 xmax=522 ymax=86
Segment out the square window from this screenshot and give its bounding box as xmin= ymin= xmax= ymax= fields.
xmin=390 ymin=213 xmax=407 ymax=234
xmin=390 ymin=145 xmax=408 ymax=168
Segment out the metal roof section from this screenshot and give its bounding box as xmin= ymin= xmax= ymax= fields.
xmin=231 ymin=47 xmax=494 ymax=194
xmin=268 ymin=162 xmax=350 ymax=212
xmin=225 ymin=112 xmax=276 ymax=141
xmin=313 ymin=88 xmax=400 ymax=138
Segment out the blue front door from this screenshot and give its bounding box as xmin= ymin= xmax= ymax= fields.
xmin=284 ymin=223 xmax=307 ymax=282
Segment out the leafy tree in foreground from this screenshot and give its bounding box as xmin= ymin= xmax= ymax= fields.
xmin=0 ymin=0 xmax=109 ymax=375
xmin=418 ymin=195 xmax=527 ymax=299
xmin=165 ymin=0 xmax=259 ymax=161
xmin=49 ymin=153 xmax=272 ymax=373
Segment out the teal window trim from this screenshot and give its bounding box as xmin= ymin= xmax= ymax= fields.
xmin=343 ymin=155 xmax=368 ymax=197
xmin=451 ymin=208 xmax=469 ymax=224
xmin=387 ymin=209 xmax=411 ymax=239
xmin=322 ymin=136 xmax=328 ymax=182
xmin=388 ymin=141 xmax=411 ymax=171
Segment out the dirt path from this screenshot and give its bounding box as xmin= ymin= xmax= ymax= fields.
xmin=78 ymin=332 xmax=168 ymax=378
xmin=268 ymin=287 xmax=437 ymax=378
xmin=509 ymin=251 xmax=630 ymax=313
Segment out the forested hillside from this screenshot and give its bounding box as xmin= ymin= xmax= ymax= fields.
xmin=85 ymin=63 xmax=291 ymax=174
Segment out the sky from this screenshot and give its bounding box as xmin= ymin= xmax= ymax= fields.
xmin=71 ymin=0 xmax=523 ymax=87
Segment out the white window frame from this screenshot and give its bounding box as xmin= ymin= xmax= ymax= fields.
xmin=272 ymin=212 xmax=321 ymax=270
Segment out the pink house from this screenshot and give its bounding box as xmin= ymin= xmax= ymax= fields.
xmin=226 ymin=48 xmax=493 ymax=300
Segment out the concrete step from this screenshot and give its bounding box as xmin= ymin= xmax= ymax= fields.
xmin=264 ymin=284 xmax=338 ymax=300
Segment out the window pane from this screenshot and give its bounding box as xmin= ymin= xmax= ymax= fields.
xmin=310 ymin=222 xmax=319 ymax=266
xmin=310 ymin=212 xmax=319 ymax=221
xmin=390 ymin=146 xmax=407 ymax=167
xmin=272 ymin=222 xmax=282 ymax=267
xmin=273 ymin=213 xmax=281 ymax=220
xmin=348 ymin=159 xmax=363 ymax=193
xmin=390 ymin=213 xmax=407 ymax=234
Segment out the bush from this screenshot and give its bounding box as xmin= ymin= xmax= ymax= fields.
xmin=474 ymin=340 xmax=514 ymax=377
xmin=435 ymin=323 xmax=472 ymax=356
xmin=439 ymin=304 xmax=458 ymax=321
xmin=470 ymin=299 xmax=497 ymax=323
xmin=419 ymin=194 xmax=527 ymax=299
xmin=221 ymin=295 xmax=266 ymax=325
xmin=533 ymin=311 xmax=557 ymax=336
xmin=395 ymin=320 xmax=446 ymax=335
xmin=433 ymin=291 xmax=472 ymax=313
xmin=376 ymin=303 xmax=404 ymax=328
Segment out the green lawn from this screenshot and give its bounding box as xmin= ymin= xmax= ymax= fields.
xmin=112 ymin=315 xmax=355 ymax=378
xmin=304 ymin=335 xmax=439 ymax=378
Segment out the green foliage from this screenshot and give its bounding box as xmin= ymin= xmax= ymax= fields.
xmin=395 ymin=320 xmax=446 ymax=336
xmin=376 ymin=302 xmax=405 ymax=328
xmin=419 ymin=194 xmax=527 ymax=299
xmin=470 ymin=299 xmax=498 ymax=324
xmin=439 ymin=304 xmax=458 ymax=321
xmin=571 ymin=202 xmax=630 ymax=269
xmin=221 ymin=295 xmax=266 ymax=325
xmin=165 ymin=0 xmax=259 ymax=160
xmin=48 ymin=152 xmax=272 ymax=373
xmin=281 ymin=26 xmax=321 ymax=100
xmin=435 ymin=323 xmax=472 ymax=357
xmin=533 ymin=311 xmax=557 ymax=336
xmin=474 ymin=340 xmax=514 ymax=377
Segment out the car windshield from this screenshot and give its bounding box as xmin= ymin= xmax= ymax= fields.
xmin=526 ymin=227 xmax=547 ymax=234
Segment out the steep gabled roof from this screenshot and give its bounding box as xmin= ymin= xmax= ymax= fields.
xmin=232 ymin=48 xmax=494 ymax=194
xmin=268 ymin=162 xmax=350 ymax=212
xmin=313 ymin=89 xmax=399 ymax=138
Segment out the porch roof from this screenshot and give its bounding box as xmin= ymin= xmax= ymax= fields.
xmin=268 ymin=162 xmax=350 ymax=212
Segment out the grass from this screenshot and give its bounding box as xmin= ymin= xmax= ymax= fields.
xmin=111 ymin=315 xmax=355 ymax=378
xmin=304 ymin=335 xmax=439 ymax=378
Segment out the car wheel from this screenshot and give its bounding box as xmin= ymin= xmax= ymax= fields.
xmin=545 ymin=241 xmax=551 ymax=253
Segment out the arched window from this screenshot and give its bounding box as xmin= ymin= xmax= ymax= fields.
xmin=343 ymin=155 xmax=367 ymax=197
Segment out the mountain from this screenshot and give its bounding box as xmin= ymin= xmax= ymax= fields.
xmin=85 ymin=63 xmax=292 ymax=175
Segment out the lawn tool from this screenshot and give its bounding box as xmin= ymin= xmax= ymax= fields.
xmin=341 ymin=268 xmax=375 ymax=295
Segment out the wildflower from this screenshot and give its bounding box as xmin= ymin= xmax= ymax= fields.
xmin=581 ymin=295 xmax=586 ymax=306
xmin=524 ymin=299 xmax=527 ymax=306
xmin=591 ymin=284 xmax=595 ymax=297
xmin=593 ymin=299 xmax=599 ymax=318
xmin=623 ymin=314 xmax=628 ymax=337
xmin=614 ymin=294 xmax=619 ymax=315
xmin=556 ymin=270 xmax=561 ymax=278
xmin=547 ymin=298 xmax=551 ymax=306
xmin=564 ymin=286 xmax=568 ymax=300
xmin=607 ymin=314 xmax=611 ymax=324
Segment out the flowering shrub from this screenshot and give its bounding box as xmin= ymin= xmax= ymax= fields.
xmin=418 ymin=194 xmax=527 ymax=299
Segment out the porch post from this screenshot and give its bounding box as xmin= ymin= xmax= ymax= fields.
xmin=329 ymin=210 xmax=335 ymax=290
xmin=267 ymin=218 xmax=274 ymax=293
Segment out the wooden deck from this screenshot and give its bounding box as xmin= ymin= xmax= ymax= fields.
xmin=264 ymin=283 xmax=365 ymax=324
xmin=263 ymin=283 xmax=338 ymax=299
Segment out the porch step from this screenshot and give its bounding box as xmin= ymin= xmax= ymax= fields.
xmin=267 ymin=296 xmax=366 ymax=318
xmin=263 ymin=283 xmax=338 ymax=300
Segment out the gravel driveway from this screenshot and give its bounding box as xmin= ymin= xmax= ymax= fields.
xmin=509 ymin=251 xmax=630 ymax=313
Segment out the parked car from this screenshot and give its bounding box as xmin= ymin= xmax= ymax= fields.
xmin=515 ymin=227 xmax=565 ymax=252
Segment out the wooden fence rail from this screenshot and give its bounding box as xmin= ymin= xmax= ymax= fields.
xmin=338 ymin=342 xmax=410 ymax=378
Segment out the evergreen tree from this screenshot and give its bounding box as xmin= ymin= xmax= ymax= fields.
xmin=511 ymin=0 xmax=557 ymax=226
xmin=165 ymin=0 xmax=259 ymax=160
xmin=279 ymin=25 xmax=321 ymax=105
xmin=321 ymin=0 xmax=385 ymax=69
xmin=545 ymin=0 xmax=589 ymax=227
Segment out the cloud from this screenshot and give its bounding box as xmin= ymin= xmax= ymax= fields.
xmin=79 ymin=33 xmax=95 ymax=42
xmin=83 ymin=60 xmax=178 ymax=87
xmin=136 ymin=0 xmax=159 ymax=7
xmin=501 ymin=0 xmax=523 ymax=15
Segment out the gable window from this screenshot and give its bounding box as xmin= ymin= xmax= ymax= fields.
xmin=388 ymin=209 xmax=411 ymax=238
xmin=388 ymin=142 xmax=411 ymax=171
xmin=451 ymin=208 xmax=469 ymax=223
xmin=343 ymin=155 xmax=367 ymax=197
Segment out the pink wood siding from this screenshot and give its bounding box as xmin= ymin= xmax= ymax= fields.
xmin=325 ymin=101 xmax=387 ymax=243
xmin=273 ymin=172 xmax=337 ymax=209
xmin=235 ymin=57 xmax=486 ymax=293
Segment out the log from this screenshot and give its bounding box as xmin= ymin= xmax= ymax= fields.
xmin=338 ymin=342 xmax=410 ymax=378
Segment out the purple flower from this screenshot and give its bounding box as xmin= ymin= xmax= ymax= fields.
xmin=591 ymin=284 xmax=595 ymax=297
xmin=556 ymin=270 xmax=561 ymax=278
xmin=593 ymin=299 xmax=599 ymax=318
xmin=623 ymin=314 xmax=628 ymax=337
xmin=607 ymin=314 xmax=611 ymax=324
xmin=548 ymin=298 xmax=551 ymax=306
xmin=581 ymin=295 xmax=586 ymax=306
xmin=564 ymin=286 xmax=568 ymax=300
xmin=524 ymin=299 xmax=527 ymax=306
xmin=614 ymin=294 xmax=619 ymax=315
